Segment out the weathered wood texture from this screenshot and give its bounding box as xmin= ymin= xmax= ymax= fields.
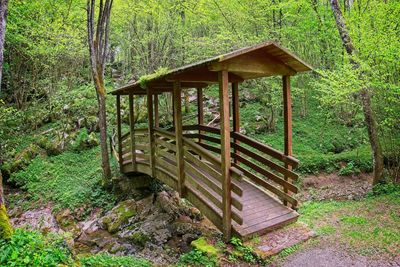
xmin=219 ymin=70 xmax=232 ymax=240
xmin=147 ymin=90 xmax=156 ymax=177
xmin=173 ymin=82 xmax=186 ymax=197
xmin=129 ymin=94 xmax=136 ymax=171
xmin=113 ymin=125 xmax=299 ymax=238
xmin=283 ymin=75 xmax=293 ymax=207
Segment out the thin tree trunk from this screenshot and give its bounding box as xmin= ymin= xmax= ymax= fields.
xmin=330 ymin=0 xmax=384 ymax=184
xmin=0 ymin=0 xmax=8 ymax=91
xmin=87 ymin=0 xmax=113 ymax=183
xmin=0 ymin=0 xmax=12 ymax=240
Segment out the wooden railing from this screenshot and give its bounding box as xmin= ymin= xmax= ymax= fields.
xmin=111 ymin=126 xmax=244 ymax=230
xmin=181 ymin=124 xmax=299 ymax=208
xmin=111 ymin=123 xmax=299 ymax=233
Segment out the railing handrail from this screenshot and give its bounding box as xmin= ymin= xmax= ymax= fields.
xmin=194 ymin=124 xmax=299 ymax=167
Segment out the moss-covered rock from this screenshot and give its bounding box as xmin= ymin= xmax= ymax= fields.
xmin=191 ymin=237 xmax=219 ymax=256
xmin=101 ymin=199 xmax=137 ymax=233
xmin=129 ymin=232 xmax=151 ymax=247
xmin=0 ymin=204 xmax=13 ymax=239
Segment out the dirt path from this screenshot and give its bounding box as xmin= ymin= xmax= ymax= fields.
xmin=280 ymin=246 xmax=400 ymax=267
xmin=271 ymin=172 xmax=400 ymax=267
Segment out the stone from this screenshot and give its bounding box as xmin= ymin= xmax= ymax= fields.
xmin=100 ymin=199 xmax=137 ymax=233
xmin=171 ymin=221 xmax=201 ymax=236
xmin=245 ymin=222 xmax=315 ymax=259
xmin=187 ymin=207 xmax=203 ymax=221
xmin=191 ymin=237 xmax=219 ymax=256
xmin=56 ymin=209 xmax=74 ymax=228
xmin=156 ymin=191 xmax=181 ymax=216
xmin=129 ymin=232 xmax=151 ymax=247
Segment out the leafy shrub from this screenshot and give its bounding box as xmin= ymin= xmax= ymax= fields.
xmin=338 ymin=161 xmax=361 ymax=176
xmin=71 ymin=128 xmax=99 ymax=152
xmin=177 ymin=249 xmax=217 ymax=267
xmin=0 ymin=229 xmax=72 ymax=266
xmin=80 ymin=253 xmax=150 ymax=267
xmin=36 ymin=136 xmax=62 ymax=156
xmin=367 ymin=182 xmax=400 ymax=198
xmin=229 ymin=237 xmax=257 ymax=264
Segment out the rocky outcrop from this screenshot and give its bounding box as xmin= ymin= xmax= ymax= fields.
xmin=74 ymin=190 xmax=212 ymax=265
xmin=100 ymin=199 xmax=137 ymax=233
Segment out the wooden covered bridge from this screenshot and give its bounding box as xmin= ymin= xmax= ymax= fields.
xmin=111 ymin=41 xmax=312 ymax=240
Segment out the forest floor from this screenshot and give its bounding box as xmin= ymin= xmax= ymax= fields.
xmin=265 ymin=173 xmax=400 ymax=267
xmin=5 ymin=169 xmax=400 ymax=266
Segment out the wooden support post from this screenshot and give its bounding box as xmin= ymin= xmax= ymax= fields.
xmin=197 ymin=87 xmax=204 ymax=143
xmin=232 ymin=82 xmax=240 ymax=164
xmin=116 ymin=95 xmax=123 ymax=171
xmin=219 ymin=70 xmax=232 ymax=241
xmin=283 ymin=75 xmax=293 ymax=208
xmin=129 ymin=94 xmax=136 ymax=171
xmin=154 ymin=94 xmax=159 ymax=128
xmin=172 ymin=92 xmax=175 ymax=126
xmin=147 ymin=89 xmax=156 ymax=177
xmin=173 ymin=82 xmax=186 ymax=197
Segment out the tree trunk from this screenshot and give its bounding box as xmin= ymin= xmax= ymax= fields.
xmin=87 ymin=0 xmax=113 ymax=184
xmin=0 ymin=0 xmax=12 ymax=240
xmin=0 ymin=0 xmax=8 ymax=91
xmin=184 ymin=91 xmax=190 ymax=114
xmin=97 ymin=80 xmax=112 ymax=180
xmin=330 ymin=0 xmax=384 ymax=184
xmin=0 ymin=170 xmax=13 ymax=240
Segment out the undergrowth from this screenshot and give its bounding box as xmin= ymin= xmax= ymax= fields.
xmin=0 ymin=229 xmax=72 ymax=266
xmin=80 ymin=253 xmax=151 ymax=267
xmin=177 ymin=249 xmax=217 ymax=267
xmin=9 ymin=147 xmax=116 ymax=213
xmin=0 ymin=229 xmax=151 ymax=267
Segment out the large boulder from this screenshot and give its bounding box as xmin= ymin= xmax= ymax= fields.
xmin=100 ymin=199 xmax=137 ymax=233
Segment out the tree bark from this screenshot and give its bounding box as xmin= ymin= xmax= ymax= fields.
xmin=0 ymin=0 xmax=8 ymax=91
xmin=87 ymin=0 xmax=113 ymax=183
xmin=0 ymin=0 xmax=12 ymax=240
xmin=330 ymin=0 xmax=384 ymax=184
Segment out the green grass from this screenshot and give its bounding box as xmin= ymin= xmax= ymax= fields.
xmin=80 ymin=254 xmax=151 ymax=267
xmin=299 ymin=188 xmax=400 ymax=257
xmin=9 ymin=147 xmax=116 ymax=213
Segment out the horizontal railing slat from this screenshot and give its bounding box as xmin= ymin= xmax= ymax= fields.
xmin=233 ymin=154 xmax=298 ymax=194
xmin=231 ymin=132 xmax=299 ymax=167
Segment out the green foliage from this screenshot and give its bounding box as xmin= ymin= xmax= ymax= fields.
xmin=340 ymin=216 xmax=368 ymax=225
xmin=279 ymin=244 xmax=300 ymax=257
xmin=177 ymin=249 xmax=217 ymax=267
xmin=229 ymin=237 xmax=257 ymax=264
xmin=80 ymin=253 xmax=150 ymax=267
xmin=71 ymin=128 xmax=99 ymax=152
xmin=9 ymin=147 xmax=116 ymax=212
xmin=338 ymin=161 xmax=361 ymax=176
xmin=190 ymin=237 xmax=219 ymax=256
xmin=367 ymin=182 xmax=400 ymax=198
xmin=0 ymin=229 xmax=72 ymax=266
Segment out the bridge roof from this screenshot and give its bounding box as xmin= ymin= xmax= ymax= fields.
xmin=111 ymin=41 xmax=312 ymax=95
